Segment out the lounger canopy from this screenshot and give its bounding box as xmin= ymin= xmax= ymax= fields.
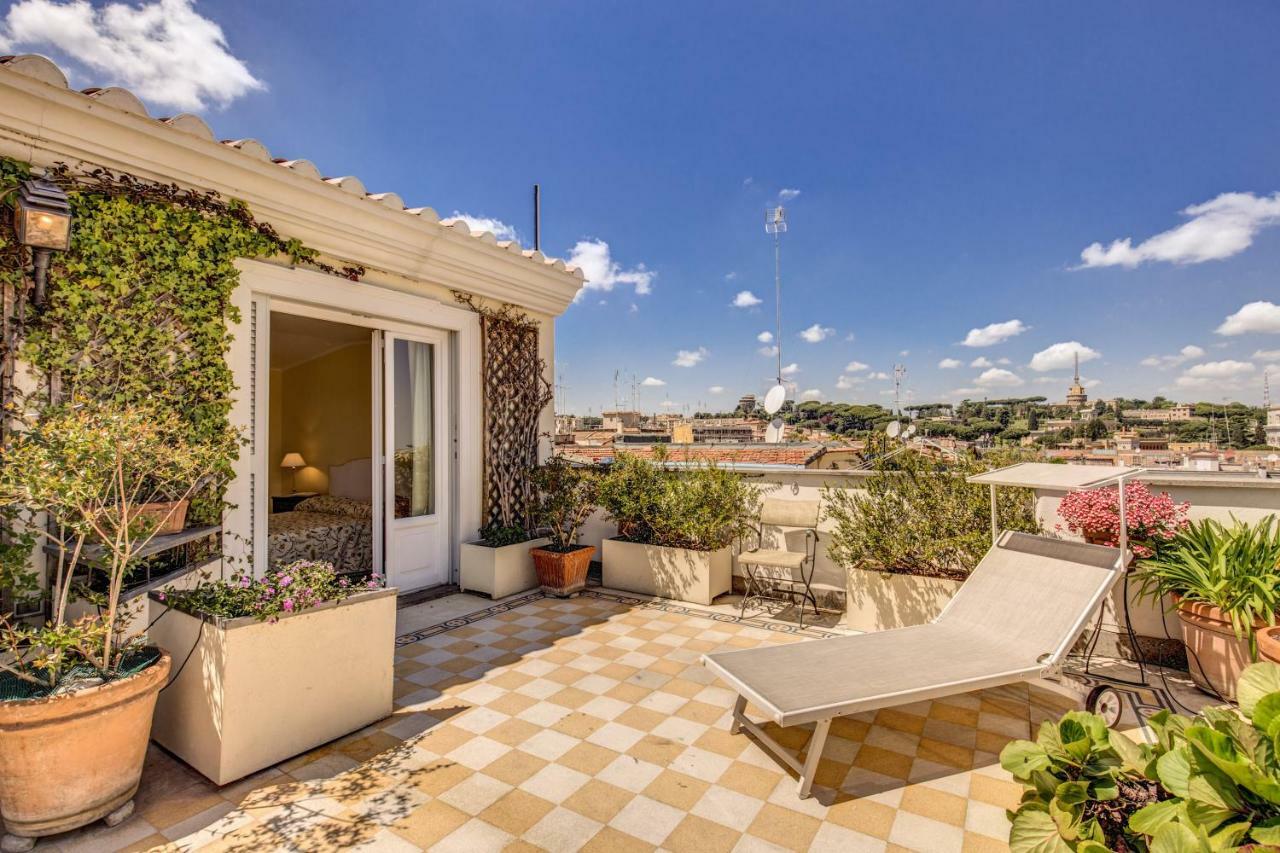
xmin=703 ymin=531 xmax=1124 ymax=729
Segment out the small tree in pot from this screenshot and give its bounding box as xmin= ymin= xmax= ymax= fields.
xmin=0 ymin=401 xmax=235 ymax=848
xmin=528 ymin=457 xmax=598 ymax=596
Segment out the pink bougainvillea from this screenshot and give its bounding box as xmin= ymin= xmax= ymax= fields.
xmin=1056 ymin=481 xmax=1189 ymax=557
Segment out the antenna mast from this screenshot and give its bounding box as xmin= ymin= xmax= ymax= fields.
xmin=893 ymin=364 xmax=907 ymax=415
xmin=764 ymin=207 xmax=787 ymax=385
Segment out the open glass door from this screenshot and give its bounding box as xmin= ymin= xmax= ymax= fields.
xmin=382 ymin=331 xmax=450 ymax=591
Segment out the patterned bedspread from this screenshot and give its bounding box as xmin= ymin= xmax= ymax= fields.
xmin=268 ymin=495 xmax=372 ymax=572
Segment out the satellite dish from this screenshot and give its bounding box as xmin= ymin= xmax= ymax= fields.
xmin=904 ymin=424 xmax=917 ymax=438
xmin=763 ymin=384 xmax=787 ymax=415
xmin=885 ymin=421 xmax=902 ymax=439
xmin=765 ymin=417 xmax=786 ymax=444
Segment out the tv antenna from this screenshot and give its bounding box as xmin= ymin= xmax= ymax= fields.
xmin=892 ymin=364 xmax=907 ymax=415
xmin=764 ymin=206 xmax=788 ymax=443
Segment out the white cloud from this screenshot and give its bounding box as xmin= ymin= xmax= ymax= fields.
xmin=660 ymin=400 xmax=678 ymax=408
xmin=1029 ymin=342 xmax=1100 ymax=372
xmin=975 ymin=368 xmax=1025 ymax=388
xmin=672 ymin=347 xmax=708 ymax=368
xmin=1033 ymin=376 xmax=1066 ymax=385
xmin=779 ymin=188 xmax=801 ymax=200
xmin=996 ymin=357 xmax=1011 ymax=365
xmin=758 ymin=345 xmax=779 ymax=357
xmin=628 ymin=303 xmax=638 ymax=314
xmin=1217 ymin=301 xmax=1280 ymax=336
xmin=725 ymin=271 xmax=738 ymax=281
xmin=845 ymin=361 xmax=869 ymax=372
xmin=800 ymin=388 xmax=822 ymax=400
xmin=446 ymin=213 xmax=518 ymax=242
xmin=799 ymin=323 xmax=834 ymax=343
xmin=938 ymin=358 xmax=962 ymax=369
xmin=960 ymin=319 xmax=1028 ymax=347
xmin=0 ymin=0 xmax=264 ymax=111
xmin=899 ymin=350 xmax=910 ymax=357
xmin=1141 ymin=345 xmax=1205 ymax=369
xmin=708 ymin=385 xmax=725 ymax=394
xmin=1175 ymin=360 xmax=1257 ymax=389
xmin=969 ymin=356 xmax=993 ymax=369
xmin=836 ymin=375 xmax=864 ymax=390
xmin=732 ymin=290 xmax=763 ymax=308
xmin=569 ymin=239 xmax=654 ymax=301
xmin=1254 ymin=349 xmax=1280 ymax=360
xmin=868 ymin=371 xmax=890 ymax=380
xmin=641 ymin=376 xmax=666 ymax=387
xmin=756 ymin=331 xmax=774 ymax=343
xmin=1078 ymin=192 xmax=1280 ymax=269
xmin=780 ymin=363 xmax=800 ymax=377
xmin=949 ymin=387 xmax=982 ymax=397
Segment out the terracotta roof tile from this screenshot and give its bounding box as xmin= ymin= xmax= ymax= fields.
xmin=557 ymin=443 xmax=826 ymax=467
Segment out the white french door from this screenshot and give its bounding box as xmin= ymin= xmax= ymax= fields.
xmin=380 ymin=330 xmax=451 ymax=591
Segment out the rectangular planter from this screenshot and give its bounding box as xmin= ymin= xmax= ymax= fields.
xmin=147 ymin=587 xmax=397 ymax=785
xmin=602 ymin=537 xmax=731 ymax=606
xmin=460 ymin=537 xmax=550 ymax=599
xmin=845 ymin=567 xmax=963 ymax=632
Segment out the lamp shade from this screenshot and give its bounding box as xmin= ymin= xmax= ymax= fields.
xmin=280 ymin=452 xmax=306 ymax=469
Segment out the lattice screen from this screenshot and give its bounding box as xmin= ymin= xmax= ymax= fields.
xmin=459 ymin=295 xmax=555 ymax=532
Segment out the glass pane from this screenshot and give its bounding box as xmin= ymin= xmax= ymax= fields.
xmin=393 ymin=339 xmax=433 ymax=518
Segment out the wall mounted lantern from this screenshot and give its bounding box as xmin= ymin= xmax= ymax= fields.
xmin=12 ymin=178 xmax=72 ymax=308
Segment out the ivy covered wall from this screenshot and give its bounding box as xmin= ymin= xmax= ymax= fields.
xmin=0 ymin=157 xmax=351 ymax=523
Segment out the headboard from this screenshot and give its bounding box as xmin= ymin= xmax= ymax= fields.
xmin=329 ymin=458 xmax=372 ymax=501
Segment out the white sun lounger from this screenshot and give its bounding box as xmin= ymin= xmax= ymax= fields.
xmin=702 ymin=530 xmax=1126 ymax=798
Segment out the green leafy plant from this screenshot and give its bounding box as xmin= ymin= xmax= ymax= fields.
xmin=1001 ymin=710 xmax=1163 ymax=852
xmin=823 ymin=450 xmax=1039 ymax=579
xmin=478 ymin=524 xmax=536 ymax=548
xmin=0 ymin=401 xmax=236 ymax=691
xmin=529 ymin=457 xmax=598 ymax=551
xmin=157 ymin=560 xmax=383 ymax=623
xmin=1136 ymin=517 xmax=1280 ymax=645
xmin=596 ymin=451 xmax=761 ymax=552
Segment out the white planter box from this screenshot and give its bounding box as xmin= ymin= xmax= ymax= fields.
xmin=460 ymin=537 xmax=550 ymax=599
xmin=602 ymin=538 xmax=731 ymax=606
xmin=845 ymin=568 xmax=963 ymax=632
xmin=148 ymin=587 xmax=397 ymax=785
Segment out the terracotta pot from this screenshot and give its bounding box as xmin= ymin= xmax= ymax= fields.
xmin=530 ymin=545 xmax=595 ymax=597
xmin=134 ymin=500 xmax=188 ymax=536
xmin=1174 ymin=597 xmax=1261 ymax=700
xmin=0 ymin=652 xmax=170 ymax=843
xmin=1257 ymin=625 xmax=1280 ymax=664
xmin=1083 ymin=529 xmax=1111 ymax=547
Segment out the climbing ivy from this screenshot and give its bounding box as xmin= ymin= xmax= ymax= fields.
xmin=0 ymin=156 xmax=355 ymax=525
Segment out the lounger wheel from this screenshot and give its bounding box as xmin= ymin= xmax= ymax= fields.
xmin=1085 ymin=685 xmax=1124 ymax=727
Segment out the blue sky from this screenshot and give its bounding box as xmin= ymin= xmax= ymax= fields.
xmin=5 ymin=1 xmax=1280 ymax=414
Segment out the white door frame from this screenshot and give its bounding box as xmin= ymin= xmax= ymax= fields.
xmin=225 ymin=260 xmax=482 ymax=583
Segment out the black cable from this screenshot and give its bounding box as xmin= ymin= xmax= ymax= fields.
xmin=159 ymin=618 xmax=204 ymax=694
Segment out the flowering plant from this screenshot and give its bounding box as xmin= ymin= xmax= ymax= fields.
xmin=1056 ymin=481 xmax=1189 ymax=558
xmin=157 ymin=560 xmax=383 ymax=622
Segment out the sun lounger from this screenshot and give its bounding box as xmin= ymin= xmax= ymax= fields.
xmin=702 ymin=530 xmax=1125 ymax=798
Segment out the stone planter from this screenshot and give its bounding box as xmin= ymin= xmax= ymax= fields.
xmin=148 ymin=588 xmax=396 ymax=785
xmin=0 ymin=652 xmax=171 ymax=849
xmin=460 ymin=537 xmax=550 ymax=599
xmin=602 ymin=538 xmax=732 ymax=606
xmin=845 ymin=567 xmax=963 ymax=633
xmin=530 ymin=545 xmax=595 ymax=597
xmin=1174 ymin=597 xmax=1261 ymax=700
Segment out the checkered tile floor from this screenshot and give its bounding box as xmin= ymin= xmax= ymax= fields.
xmin=35 ymin=591 xmax=1099 ymax=852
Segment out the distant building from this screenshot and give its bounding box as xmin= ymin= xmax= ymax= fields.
xmin=602 ymin=410 xmax=643 ymax=432
xmin=1065 ymin=352 xmax=1088 ymax=409
xmin=1184 ymin=449 xmax=1222 ymax=472
xmin=670 ymin=422 xmax=694 ymax=443
xmin=737 ymin=394 xmax=757 ymax=414
xmin=1268 ymin=406 xmax=1280 ymax=447
xmin=692 ymin=420 xmax=759 ymax=443
xmin=1122 ymin=404 xmax=1194 ymax=422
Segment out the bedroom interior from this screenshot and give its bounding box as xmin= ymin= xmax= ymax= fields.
xmin=267 ymin=312 xmax=375 ymax=576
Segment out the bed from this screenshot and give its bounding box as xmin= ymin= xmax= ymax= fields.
xmin=267 ymin=460 xmax=373 ymax=572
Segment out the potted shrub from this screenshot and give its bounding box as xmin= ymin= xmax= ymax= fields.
xmin=460 ymin=521 xmax=550 ymax=600
xmin=527 ymin=457 xmax=598 ymax=596
xmin=824 ymin=450 xmax=1039 ymax=631
xmin=147 ymin=561 xmax=395 ymax=785
xmin=598 ymin=452 xmax=760 ymax=606
xmin=1056 ymin=480 xmax=1189 ymax=553
xmin=1136 ymin=516 xmax=1280 ymax=699
xmin=1002 ymin=661 xmax=1280 ymax=852
xmin=0 ymin=402 xmax=232 ymax=850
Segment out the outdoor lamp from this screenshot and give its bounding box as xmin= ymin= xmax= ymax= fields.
xmin=13 ymin=178 xmax=72 ymax=309
xmin=280 ymin=452 xmax=306 ymax=493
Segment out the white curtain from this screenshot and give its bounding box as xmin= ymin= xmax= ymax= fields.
xmin=408 ymin=342 xmax=433 ymax=516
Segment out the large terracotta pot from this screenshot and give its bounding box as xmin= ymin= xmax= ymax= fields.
xmin=0 ymin=652 xmax=170 ymax=846
xmin=1257 ymin=625 xmax=1280 ymax=664
xmin=1174 ymin=598 xmax=1260 ymax=700
xmin=531 ymin=545 xmax=595 ymax=597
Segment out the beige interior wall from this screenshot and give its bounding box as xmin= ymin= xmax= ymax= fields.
xmin=268 ymin=368 xmax=284 ymax=495
xmin=275 ymin=342 xmax=372 ymax=495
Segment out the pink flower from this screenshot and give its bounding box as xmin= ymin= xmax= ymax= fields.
xmin=282 ymin=598 xmax=294 ymax=612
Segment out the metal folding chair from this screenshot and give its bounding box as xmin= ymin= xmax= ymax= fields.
xmin=738 ymin=498 xmax=821 ymax=629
